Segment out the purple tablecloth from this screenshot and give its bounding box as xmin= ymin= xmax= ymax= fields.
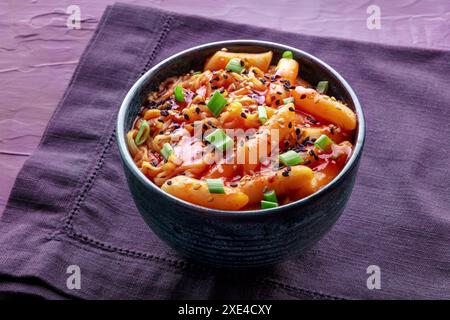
xmin=0 ymin=3 xmax=449 ymax=299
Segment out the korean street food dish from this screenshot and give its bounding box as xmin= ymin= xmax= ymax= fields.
xmin=127 ymin=49 xmax=356 ymax=210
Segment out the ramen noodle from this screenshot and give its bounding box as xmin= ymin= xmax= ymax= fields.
xmin=127 ymin=49 xmax=356 ymax=210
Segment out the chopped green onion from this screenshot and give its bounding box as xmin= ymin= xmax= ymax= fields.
xmin=316 ymin=81 xmax=329 ymax=94
xmin=282 ymin=51 xmax=293 ymax=59
xmin=225 ymin=58 xmax=245 ymax=73
xmin=205 ymin=129 xmax=234 ymax=151
xmin=161 ymin=142 xmax=174 ymax=160
xmin=206 ymin=178 xmax=225 ymax=194
xmin=314 ymin=134 xmax=333 ymax=151
xmin=263 ymin=190 xmax=278 ymax=203
xmin=192 ymin=71 xmax=201 ymax=75
xmin=279 ymin=150 xmax=303 ymax=166
xmin=174 ymin=85 xmax=185 ymax=102
xmin=135 ymin=120 xmax=150 ymax=146
xmin=261 ymin=200 xmax=279 ymax=209
xmin=283 ymin=97 xmax=294 ymax=105
xmin=207 ymin=90 xmax=228 ymax=117
xmin=258 ymin=105 xmax=268 ymax=124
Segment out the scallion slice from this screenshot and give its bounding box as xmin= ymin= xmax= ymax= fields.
xmin=206 ymin=178 xmax=225 ymax=194
xmin=279 ymin=150 xmax=303 ymax=166
xmin=283 ymin=97 xmax=294 ymax=105
xmin=282 ymin=51 xmax=293 ymax=59
xmin=135 ymin=120 xmax=150 ymax=146
xmin=263 ymin=190 xmax=278 ymax=203
xmin=207 ymin=90 xmax=227 ymax=117
xmin=161 ymin=142 xmax=174 ymax=160
xmin=205 ymin=129 xmax=234 ymax=151
xmin=316 ymin=81 xmax=329 ymax=94
xmin=314 ymin=134 xmax=333 ymax=151
xmin=174 ymin=85 xmax=185 ymax=102
xmin=192 ymin=71 xmax=201 ymax=75
xmin=225 ymin=58 xmax=245 ymax=73
xmin=258 ymin=105 xmax=268 ymax=124
xmin=261 ymin=200 xmax=279 ymax=209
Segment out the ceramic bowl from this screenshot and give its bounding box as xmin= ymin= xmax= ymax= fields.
xmin=117 ymin=40 xmax=365 ymax=269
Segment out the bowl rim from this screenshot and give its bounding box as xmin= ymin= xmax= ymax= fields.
xmin=117 ymin=39 xmax=365 ymax=218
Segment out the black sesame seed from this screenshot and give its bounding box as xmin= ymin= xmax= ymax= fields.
xmin=307 ymin=116 xmax=318 ymax=124
xmin=309 ymin=149 xmax=319 ymax=161
xmin=240 ymin=112 xmax=247 ymax=119
xmin=300 ymin=94 xmax=306 ymax=99
xmin=288 ymin=122 xmax=292 ymax=128
xmin=167 ymin=181 xmax=172 ymax=186
xmin=282 ymin=171 xmax=289 ymax=177
xmin=289 ymin=107 xmax=295 ymax=112
xmin=275 ymin=100 xmax=280 ymax=106
xmin=195 ymin=107 xmax=201 ymax=114
xmin=295 ymin=128 xmax=301 ymax=136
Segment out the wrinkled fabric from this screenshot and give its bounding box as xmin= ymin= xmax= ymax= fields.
xmin=0 ymin=3 xmax=449 ymax=299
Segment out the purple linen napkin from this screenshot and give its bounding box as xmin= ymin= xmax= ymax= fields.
xmin=0 ymin=3 xmax=449 ymax=299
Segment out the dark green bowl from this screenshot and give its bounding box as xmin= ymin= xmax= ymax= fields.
xmin=117 ymin=40 xmax=365 ymax=269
